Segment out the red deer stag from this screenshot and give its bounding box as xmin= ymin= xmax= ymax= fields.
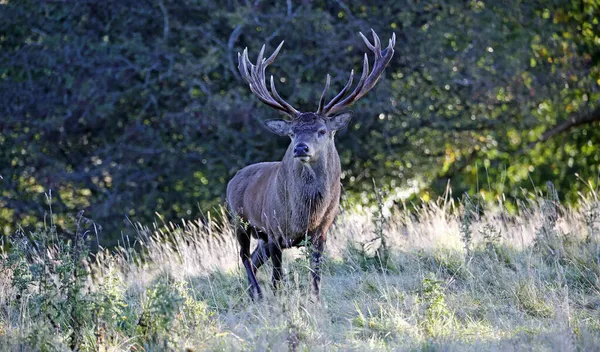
xmin=228 ymin=30 xmax=395 ymax=300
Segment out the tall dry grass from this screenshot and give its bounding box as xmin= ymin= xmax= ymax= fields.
xmin=1 ymin=186 xmax=599 ymax=351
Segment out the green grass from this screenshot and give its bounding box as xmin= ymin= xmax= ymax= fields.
xmin=1 ymin=191 xmax=600 ymax=351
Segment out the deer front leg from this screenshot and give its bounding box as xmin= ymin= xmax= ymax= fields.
xmin=310 ymin=234 xmax=325 ymax=297
xmin=269 ymin=241 xmax=283 ymax=291
xmin=236 ymin=227 xmax=262 ymax=300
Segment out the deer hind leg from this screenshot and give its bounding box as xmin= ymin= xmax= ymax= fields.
xmin=250 ymin=231 xmax=271 ymax=272
xmin=251 ymin=234 xmax=284 ymax=292
xmin=236 ymin=227 xmax=262 ymax=300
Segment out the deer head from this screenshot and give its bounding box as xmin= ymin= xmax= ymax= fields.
xmin=238 ymin=29 xmax=396 ymax=164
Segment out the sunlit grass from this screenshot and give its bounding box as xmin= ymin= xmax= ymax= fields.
xmin=1 ymin=188 xmax=600 ymax=351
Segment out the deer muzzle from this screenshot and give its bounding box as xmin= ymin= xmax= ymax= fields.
xmin=293 ymin=142 xmax=311 ymax=162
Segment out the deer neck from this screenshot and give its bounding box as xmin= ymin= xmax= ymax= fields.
xmin=278 ymin=141 xmax=340 ymax=215
xmin=272 ymin=141 xmax=341 ymax=236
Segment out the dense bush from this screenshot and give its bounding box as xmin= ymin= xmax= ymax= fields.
xmin=1 ymin=1 xmax=598 ymax=243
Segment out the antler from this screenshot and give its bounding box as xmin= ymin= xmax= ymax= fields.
xmin=238 ymin=41 xmax=300 ymax=118
xmin=318 ymin=29 xmax=396 ymax=117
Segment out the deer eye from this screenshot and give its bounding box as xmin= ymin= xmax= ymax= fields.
xmin=318 ymin=129 xmax=327 ymax=136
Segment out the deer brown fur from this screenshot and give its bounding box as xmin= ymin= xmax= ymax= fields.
xmin=227 ymin=30 xmax=395 ymax=300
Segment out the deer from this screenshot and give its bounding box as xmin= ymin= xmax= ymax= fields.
xmin=227 ymin=29 xmax=395 ymax=300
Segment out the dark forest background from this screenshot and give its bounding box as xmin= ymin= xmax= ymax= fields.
xmin=1 ymin=0 xmax=599 ymax=245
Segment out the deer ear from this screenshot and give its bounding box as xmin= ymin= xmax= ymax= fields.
xmin=264 ymin=119 xmax=292 ymax=136
xmin=327 ymin=112 xmax=352 ymax=131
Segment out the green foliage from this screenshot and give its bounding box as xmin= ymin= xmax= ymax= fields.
xmin=352 ymin=302 xmax=407 ymax=342
xmin=419 ymin=275 xmax=454 ymax=338
xmin=1 ymin=212 xmax=96 ymax=350
xmin=478 ymin=223 xmax=514 ymax=268
xmin=137 ymin=278 xmax=184 ymax=344
xmin=135 ymin=278 xmax=217 ymax=349
xmin=1 ymin=1 xmax=599 ymax=243
xmin=515 ymin=280 xmax=554 ymax=318
xmin=93 ymin=262 xmax=136 ymax=341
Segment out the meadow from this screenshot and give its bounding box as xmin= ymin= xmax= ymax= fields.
xmin=1 ymin=184 xmax=599 ymax=351
xmin=3 ymin=2 xmax=599 ymax=351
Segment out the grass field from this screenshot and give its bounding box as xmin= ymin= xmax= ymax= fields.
xmin=1 ymin=187 xmax=599 ymax=351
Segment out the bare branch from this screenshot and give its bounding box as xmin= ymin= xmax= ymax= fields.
xmin=519 ymin=106 xmax=600 ymax=155
xmin=157 ymin=0 xmax=169 ymax=42
xmin=228 ymin=24 xmax=244 ymax=80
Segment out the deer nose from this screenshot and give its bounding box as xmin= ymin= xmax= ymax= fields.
xmin=293 ymin=143 xmax=309 ymax=157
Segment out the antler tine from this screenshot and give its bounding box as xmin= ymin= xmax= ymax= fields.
xmin=265 ymin=41 xmax=284 ymax=66
xmin=317 ymin=74 xmax=331 ymax=114
xmin=320 ymin=69 xmax=354 ymax=113
xmin=241 ymin=48 xmax=263 ymax=96
xmin=257 ymin=42 xmax=297 ymax=114
xmin=270 ymin=75 xmax=299 ymax=115
xmin=321 ymin=30 xmax=396 ymax=117
xmin=370 ymin=29 xmax=381 ymax=56
xmin=238 ymin=49 xmax=251 ymax=83
xmin=238 ymin=49 xmax=281 ymax=110
xmin=254 ymin=46 xmax=273 ymax=101
xmin=237 ymin=41 xmax=299 ymax=118
xmin=359 ymin=31 xmax=377 ymax=55
xmin=323 ymin=53 xmax=369 ymax=115
xmin=256 ymin=44 xmax=265 ymax=67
